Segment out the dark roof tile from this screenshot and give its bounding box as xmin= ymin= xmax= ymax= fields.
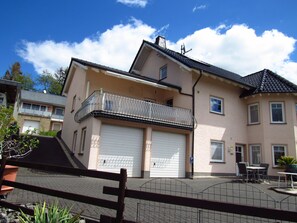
xmin=240 ymin=69 xmax=297 ymax=97
xmin=141 ymin=41 xmax=253 ymax=87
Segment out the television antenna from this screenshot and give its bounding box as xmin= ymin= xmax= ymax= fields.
xmin=181 ymin=43 xmax=192 ymax=55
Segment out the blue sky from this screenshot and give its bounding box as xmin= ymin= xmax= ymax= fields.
xmin=1 ymin=0 xmax=297 ymax=83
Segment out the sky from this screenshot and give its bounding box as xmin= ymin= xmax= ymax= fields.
xmin=1 ymin=0 xmax=297 ymax=84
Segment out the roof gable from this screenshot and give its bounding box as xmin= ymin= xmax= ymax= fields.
xmin=130 ymin=40 xmax=252 ymax=88
xmin=240 ymin=69 xmax=297 ymax=97
xmin=62 ymin=58 xmax=182 ymax=94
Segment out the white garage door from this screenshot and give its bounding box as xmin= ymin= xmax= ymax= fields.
xmin=151 ymin=131 xmax=186 ymax=178
xmin=98 ymin=125 xmax=143 ymax=177
xmin=22 ymin=120 xmax=40 ymax=133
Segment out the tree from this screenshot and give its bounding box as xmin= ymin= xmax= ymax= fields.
xmin=37 ymin=71 xmax=53 ymax=92
xmin=37 ymin=67 xmax=67 ymax=95
xmin=2 ymin=62 xmax=35 ymax=91
xmin=54 ymin=67 xmax=68 ymax=86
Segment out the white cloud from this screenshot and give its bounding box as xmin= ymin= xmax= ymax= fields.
xmin=117 ymin=0 xmax=147 ymax=8
xmin=18 ymin=21 xmax=297 ymax=84
xmin=171 ymin=24 xmax=297 ymax=83
xmin=17 ymin=18 xmax=155 ymax=74
xmin=193 ymin=4 xmax=207 ymax=12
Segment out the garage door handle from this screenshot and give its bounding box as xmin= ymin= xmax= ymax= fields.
xmin=103 ymin=160 xmax=106 ymax=164
xmin=153 ymin=162 xmax=156 ymax=166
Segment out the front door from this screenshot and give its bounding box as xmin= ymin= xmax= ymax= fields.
xmin=236 ymin=145 xmax=245 ymax=175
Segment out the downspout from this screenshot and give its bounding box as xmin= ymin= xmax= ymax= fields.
xmin=191 ymin=70 xmax=203 ymax=178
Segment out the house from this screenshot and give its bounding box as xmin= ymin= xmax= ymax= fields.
xmin=61 ymin=36 xmax=297 ymax=178
xmin=0 ymin=79 xmax=21 ymax=107
xmin=17 ymin=90 xmax=66 ymax=133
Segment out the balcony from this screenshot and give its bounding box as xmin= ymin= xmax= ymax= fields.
xmin=19 ymin=108 xmax=52 ymax=117
xmin=51 ymin=114 xmax=64 ymax=121
xmin=75 ymin=91 xmax=193 ymax=129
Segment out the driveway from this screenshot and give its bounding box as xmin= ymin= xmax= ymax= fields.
xmin=5 ymin=168 xmax=290 ymax=222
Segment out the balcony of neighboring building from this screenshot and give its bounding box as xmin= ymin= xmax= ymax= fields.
xmin=51 ymin=107 xmax=64 ymax=121
xmin=74 ymin=90 xmax=193 ymax=129
xmin=19 ymin=103 xmax=64 ymax=121
xmin=19 ymin=103 xmax=52 ymax=117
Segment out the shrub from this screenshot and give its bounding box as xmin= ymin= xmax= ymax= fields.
xmin=39 ymin=131 xmax=58 ymax=137
xmin=19 ymin=202 xmax=81 ymax=223
xmin=277 ymin=156 xmax=297 ymax=167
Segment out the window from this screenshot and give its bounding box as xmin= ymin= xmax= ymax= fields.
xmin=272 ymin=145 xmax=286 ymax=167
xmin=159 ymin=65 xmax=167 ymax=80
xmin=270 ymin=102 xmax=285 ymax=123
xmin=52 ymin=123 xmax=62 ymax=131
xmin=22 ymin=103 xmax=31 ymax=109
xmin=105 ymin=100 xmax=113 ymax=110
xmin=71 ymin=95 xmax=76 ymax=112
xmin=0 ymin=97 xmax=4 ymax=105
xmin=248 ymin=103 xmax=259 ymax=124
xmin=55 ymin=108 xmax=64 ymax=116
xmin=22 ymin=103 xmax=47 ymax=112
xmin=210 ymin=141 xmax=224 ymax=162
xmin=72 ymin=131 xmax=77 ymax=153
xmin=250 ymin=145 xmax=261 ymax=165
xmin=210 ymin=96 xmax=223 ymax=114
xmin=32 ymin=104 xmax=40 ymax=110
xmin=166 ymin=99 xmax=173 ymax=107
xmin=79 ymin=128 xmax=87 ymax=154
xmin=40 ymin=106 xmax=46 ymax=111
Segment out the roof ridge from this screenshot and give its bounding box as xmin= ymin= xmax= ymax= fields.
xmin=259 ymin=69 xmax=267 ymax=91
xmin=265 ymin=69 xmax=297 ymax=90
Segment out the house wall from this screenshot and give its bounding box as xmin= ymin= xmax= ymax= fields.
xmin=17 ymin=114 xmax=51 ymax=132
xmin=246 ymin=94 xmax=297 ymax=175
xmin=135 ymin=50 xmax=192 ymax=108
xmin=193 ymin=75 xmax=248 ymax=176
xmin=61 ymin=67 xmax=87 ymax=151
xmin=86 ymin=69 xmax=191 ymax=110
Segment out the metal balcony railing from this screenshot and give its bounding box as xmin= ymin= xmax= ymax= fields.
xmin=74 ymin=91 xmax=193 ymax=128
xmin=19 ymin=108 xmax=52 ymax=117
xmin=51 ymin=114 xmax=64 ymax=121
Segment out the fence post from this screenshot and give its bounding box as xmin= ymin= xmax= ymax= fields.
xmin=116 ymin=168 xmax=127 ymax=223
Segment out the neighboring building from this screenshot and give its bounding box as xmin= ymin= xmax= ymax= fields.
xmin=0 ymin=79 xmax=21 ymax=118
xmin=17 ymin=90 xmax=66 ymax=133
xmin=0 ymin=79 xmax=21 ymax=107
xmin=61 ymin=36 xmax=297 ymax=178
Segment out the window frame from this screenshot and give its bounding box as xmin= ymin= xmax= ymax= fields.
xmin=210 ymin=96 xmax=224 ymax=115
xmin=159 ymin=64 xmax=167 ymax=80
xmin=52 ymin=123 xmax=62 ymax=131
xmin=79 ymin=127 xmax=87 ymax=154
xmin=55 ymin=107 xmax=64 ymax=116
xmin=71 ymin=95 xmax=76 ymax=112
xmin=249 ymin=144 xmax=261 ymax=165
xmin=270 ymin=102 xmax=285 ymax=123
xmin=272 ymin=145 xmax=287 ymax=167
xmin=248 ymin=103 xmax=259 ymax=124
xmin=210 ymin=140 xmax=225 ymax=163
xmin=71 ymin=131 xmax=77 ymax=153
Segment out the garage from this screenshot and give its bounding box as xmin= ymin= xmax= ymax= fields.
xmin=22 ymin=120 xmax=40 ymax=133
xmin=150 ymin=131 xmax=186 ymax=178
xmin=98 ymin=124 xmax=143 ymax=177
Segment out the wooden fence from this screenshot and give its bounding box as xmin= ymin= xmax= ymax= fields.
xmin=1 ymin=159 xmax=297 ymax=222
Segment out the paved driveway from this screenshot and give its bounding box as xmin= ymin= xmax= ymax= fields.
xmin=5 ymin=168 xmax=290 ymax=222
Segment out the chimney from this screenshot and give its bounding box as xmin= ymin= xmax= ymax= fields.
xmin=155 ymin=36 xmax=166 ymax=48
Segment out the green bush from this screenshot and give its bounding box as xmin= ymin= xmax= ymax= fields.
xmin=277 ymin=156 xmax=297 ymax=167
xmin=39 ymin=131 xmax=58 ymax=137
xmin=0 ymin=106 xmax=39 ymax=159
xmin=19 ymin=202 xmax=81 ymax=223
